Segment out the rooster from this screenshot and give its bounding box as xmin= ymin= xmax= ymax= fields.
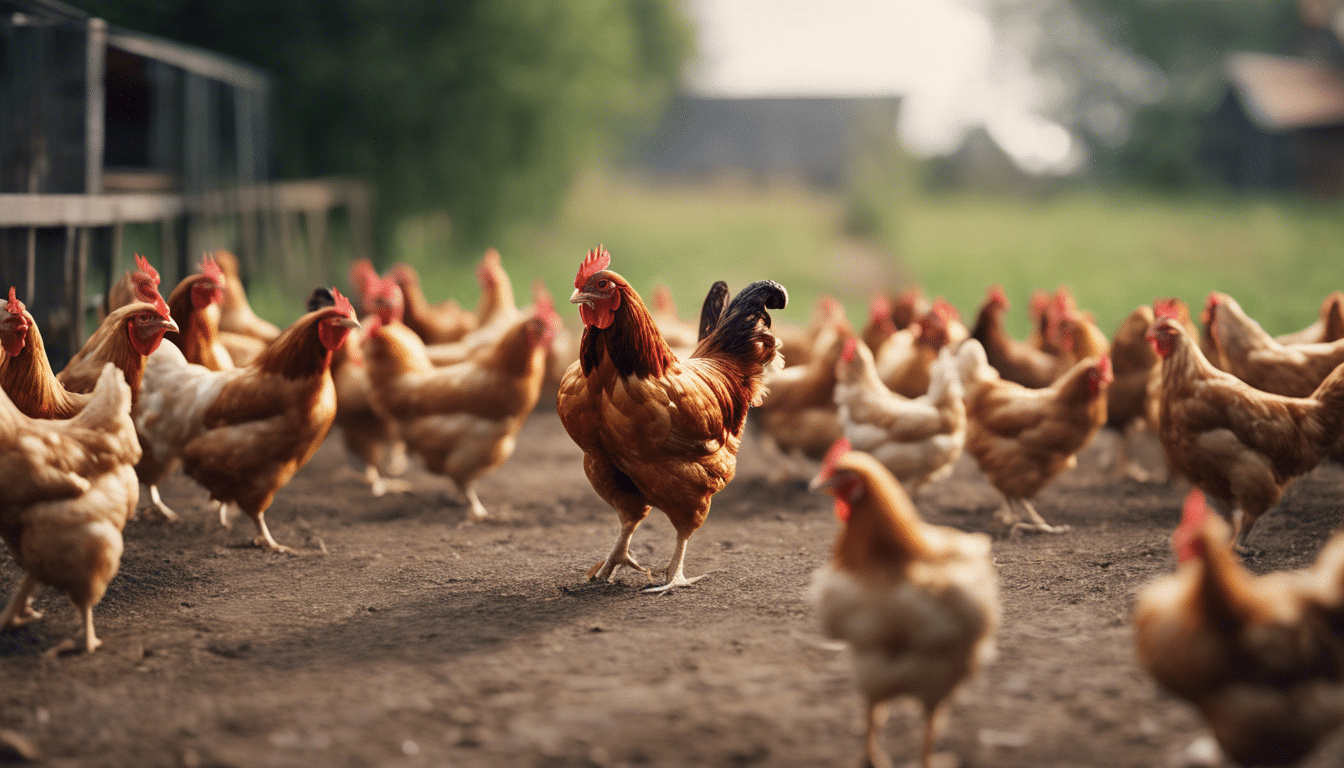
xmin=163 ymin=255 xmax=234 ymax=371
xmin=362 ymin=291 xmax=560 ymax=519
xmin=135 ymin=291 xmax=360 ymax=551
xmin=1134 ymin=489 xmax=1344 ymax=766
xmin=0 ymin=363 xmax=142 ymax=655
xmin=558 ymin=247 xmax=786 ymax=592
xmin=1147 ymin=303 xmax=1344 ymax=551
xmin=810 ymin=439 xmax=998 ymax=768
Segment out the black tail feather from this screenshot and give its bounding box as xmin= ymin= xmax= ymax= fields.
xmin=696 ymin=280 xmax=787 ymax=362
xmin=698 ymin=281 xmax=730 ymax=341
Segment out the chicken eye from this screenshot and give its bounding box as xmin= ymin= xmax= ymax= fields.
xmin=597 ymin=279 xmax=609 ymax=289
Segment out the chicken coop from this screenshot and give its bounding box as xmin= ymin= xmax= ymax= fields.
xmin=0 ymin=0 xmax=372 ymax=367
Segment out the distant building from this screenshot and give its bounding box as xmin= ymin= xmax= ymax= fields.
xmin=635 ymin=95 xmax=900 ymax=187
xmin=1201 ymin=0 xmax=1344 ymax=195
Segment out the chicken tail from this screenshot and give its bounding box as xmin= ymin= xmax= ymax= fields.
xmin=697 ymin=281 xmax=730 ymax=342
xmin=693 ymin=280 xmax=787 ymax=368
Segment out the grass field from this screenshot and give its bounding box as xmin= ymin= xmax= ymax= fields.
xmin=253 ymin=174 xmax=1343 ymax=340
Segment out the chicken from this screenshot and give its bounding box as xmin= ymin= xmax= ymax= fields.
xmin=1025 ymin=288 xmax=1053 ymax=352
xmin=162 ymin=255 xmax=234 ymax=371
xmin=961 ymin=340 xmax=1112 ymax=534
xmin=2 ymin=288 xmax=91 ymax=420
xmin=212 ymin=249 xmax=282 ymax=343
xmin=834 ymin=338 xmax=966 ymax=496
xmin=775 ymin=295 xmax=844 ymax=368
xmin=969 ymin=284 xmax=1061 ymax=389
xmin=1206 ymin=291 xmax=1344 ymax=398
xmin=1275 ymin=290 xmax=1344 ymax=346
xmin=363 ymin=294 xmax=560 ymax=519
xmin=390 ymin=262 xmax=479 ymax=344
xmin=57 ymin=298 xmax=179 ymax=407
xmin=890 ymin=288 xmax=930 ymax=333
xmin=1146 ymin=307 xmax=1344 ymax=551
xmin=861 ymin=295 xmax=898 ymax=354
xmin=649 ymin=284 xmax=701 ymax=357
xmin=1104 ymin=304 xmax=1159 ymax=481
xmin=755 ymin=317 xmax=850 ymax=470
xmin=809 ymin=440 xmax=998 ymax=768
xmin=558 ymin=247 xmax=786 ymax=592
xmin=325 ymin=275 xmax=410 ymax=498
xmin=103 ymin=254 xmax=162 ymax=314
xmin=1133 ymin=489 xmax=1344 ymax=766
xmin=876 ymin=305 xmax=952 ymax=398
xmin=470 ymin=247 xmax=518 ymax=329
xmin=0 ymin=362 xmax=142 ymax=655
xmin=135 ymin=291 xmax=361 ymax=551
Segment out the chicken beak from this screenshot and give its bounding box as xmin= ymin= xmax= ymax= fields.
xmin=337 ymin=316 xmax=361 ymax=330
xmin=807 ymin=473 xmax=834 ymax=494
xmin=160 ymin=316 xmax=180 ymax=333
xmin=569 ymin=288 xmax=585 ymax=306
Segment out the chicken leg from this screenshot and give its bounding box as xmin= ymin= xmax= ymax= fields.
xmin=861 ymin=700 xmax=894 ymax=768
xmin=44 ymin=604 xmax=101 ymax=657
xmin=644 ymin=530 xmax=707 ymax=593
xmin=0 ymin=574 xmax=42 ymax=629
xmin=588 ymin=516 xmax=654 ymax=583
xmin=143 ymin=484 xmax=180 ymax=522
xmin=1006 ymin=498 xmax=1070 ymax=535
xmin=365 ymin=465 xmax=412 ymax=498
xmin=251 ymin=512 xmax=295 ymax=554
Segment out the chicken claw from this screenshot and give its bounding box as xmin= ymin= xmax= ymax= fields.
xmin=642 ymin=535 xmax=707 ymax=593
xmin=142 ymin=485 xmax=180 ymax=522
xmin=251 ymin=515 xmax=296 ymax=554
xmin=42 ymin=606 xmax=102 ymax=657
xmin=0 ymin=575 xmax=42 ymax=629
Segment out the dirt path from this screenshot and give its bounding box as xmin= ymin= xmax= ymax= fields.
xmin=3 ymin=407 xmax=1343 ymax=767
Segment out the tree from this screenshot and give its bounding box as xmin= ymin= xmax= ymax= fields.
xmin=70 ymin=0 xmax=693 ymax=251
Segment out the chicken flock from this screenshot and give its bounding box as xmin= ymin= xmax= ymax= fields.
xmin=4 ymin=250 xmax=1344 ymax=766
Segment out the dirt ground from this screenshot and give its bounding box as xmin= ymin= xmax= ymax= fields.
xmin=3 ymin=403 xmax=1344 ymax=768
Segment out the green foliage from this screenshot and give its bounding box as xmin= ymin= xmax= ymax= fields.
xmin=69 ymin=0 xmax=692 ymax=251
xmin=1074 ymin=0 xmax=1300 ymax=187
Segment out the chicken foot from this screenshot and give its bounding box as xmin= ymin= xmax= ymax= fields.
xmin=250 ymin=511 xmax=295 ymax=554
xmin=43 ymin=604 xmax=101 ymax=657
xmin=462 ymin=484 xmax=489 ymax=520
xmin=364 ymin=465 xmax=412 ymax=498
xmin=587 ymin=519 xmax=653 ymax=583
xmin=0 ymin=574 xmax=42 ymax=629
xmin=1000 ymin=498 xmax=1070 ymax=535
xmin=643 ymin=532 xmax=707 ymax=593
xmin=141 ymin=484 xmax=180 ymax=522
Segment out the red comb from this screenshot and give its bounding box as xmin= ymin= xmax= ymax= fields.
xmin=839 ymin=337 xmax=858 ymax=363
xmin=199 ymin=254 xmax=225 ymax=285
xmin=6 ymin=286 xmax=23 ymax=314
xmin=1097 ymin=352 xmax=1112 ymax=378
xmin=1173 ymin=489 xmax=1209 ymax=563
xmin=477 ymin=248 xmax=501 ymax=286
xmin=654 ymin=285 xmax=675 ymax=313
xmin=1153 ymin=298 xmax=1181 ymax=320
xmin=574 ymin=246 xmax=611 ymax=289
xmin=988 ymin=285 xmax=1008 ymax=307
xmin=331 ymin=287 xmax=355 ymax=318
xmin=819 ymin=437 xmax=851 ymax=481
xmin=134 ymin=254 xmax=160 ymax=284
xmin=932 ymin=297 xmax=960 ymax=321
xmin=152 ymin=293 xmax=171 ymax=319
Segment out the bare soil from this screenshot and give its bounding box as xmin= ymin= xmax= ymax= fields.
xmin=3 ymin=405 xmax=1344 ymax=768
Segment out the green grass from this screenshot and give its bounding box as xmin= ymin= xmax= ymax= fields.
xmin=246 ymin=175 xmax=1344 ymax=341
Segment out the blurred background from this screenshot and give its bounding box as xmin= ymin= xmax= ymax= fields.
xmin=2 ymin=0 xmax=1342 ymax=362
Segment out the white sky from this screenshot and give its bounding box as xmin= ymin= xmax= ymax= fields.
xmin=682 ymin=0 xmax=1083 ymax=174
